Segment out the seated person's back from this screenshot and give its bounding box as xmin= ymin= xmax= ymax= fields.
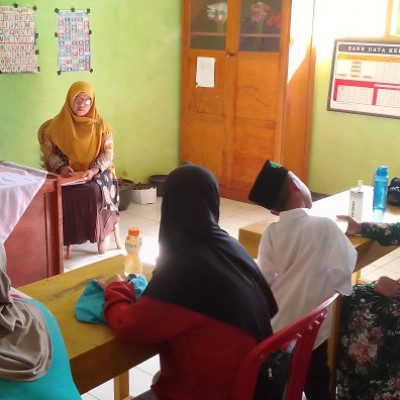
xmin=0 ymin=242 xmax=80 ymax=400
xmin=99 ymin=163 xmax=278 ymax=400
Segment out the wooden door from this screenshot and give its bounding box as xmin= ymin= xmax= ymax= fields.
xmin=180 ymin=0 xmax=315 ymax=202
xmin=180 ymin=50 xmax=228 ymax=185
xmin=225 ymin=0 xmax=284 ymax=199
xmin=180 ymin=0 xmax=231 ymax=185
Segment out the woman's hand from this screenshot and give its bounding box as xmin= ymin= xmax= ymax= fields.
xmin=58 ymin=165 xmax=75 ymax=177
xmin=373 ymin=276 xmax=400 ymax=299
xmin=84 ymin=167 xmax=100 ymax=182
xmin=336 ymin=215 xmax=362 ymax=236
xmin=97 ymin=274 xmax=124 ymax=290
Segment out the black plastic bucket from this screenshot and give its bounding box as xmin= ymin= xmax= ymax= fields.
xmin=118 ymin=179 xmax=133 ymax=211
xmin=149 ymin=175 xmax=168 ymax=197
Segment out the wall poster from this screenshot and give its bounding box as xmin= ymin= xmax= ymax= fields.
xmin=328 ymin=39 xmax=400 ymax=119
xmin=56 ymin=9 xmax=91 ymax=74
xmin=0 ymin=5 xmax=38 ymax=74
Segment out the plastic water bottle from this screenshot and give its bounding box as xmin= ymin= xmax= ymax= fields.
xmin=124 ymin=227 xmax=143 ymax=277
xmin=373 ymin=166 xmax=389 ymax=211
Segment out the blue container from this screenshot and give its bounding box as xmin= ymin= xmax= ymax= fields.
xmin=373 ymin=166 xmax=389 ymax=211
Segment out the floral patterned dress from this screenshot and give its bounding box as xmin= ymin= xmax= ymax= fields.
xmin=39 ymin=122 xmax=119 ymax=245
xmin=337 ymin=222 xmax=400 ymax=400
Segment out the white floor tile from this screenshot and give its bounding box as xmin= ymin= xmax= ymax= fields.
xmin=358 ymin=264 xmax=381 ymax=279
xmin=140 ymin=222 xmax=162 ymax=238
xmin=64 ymin=246 xmax=124 ymax=271
xmin=85 ymin=379 xmax=114 ymax=399
xmin=134 ymin=355 xmax=160 ymax=375
xmin=121 ymin=213 xmax=158 ymax=228
xmin=129 ymin=365 xmax=157 ymax=396
xmin=81 ymin=393 xmax=99 ymax=400
xmin=371 ymin=248 xmax=400 ymax=267
xmin=381 ymin=259 xmax=400 ymax=273
xmin=219 ymin=215 xmax=260 ymax=231
xmin=239 ymin=208 xmax=270 ymax=222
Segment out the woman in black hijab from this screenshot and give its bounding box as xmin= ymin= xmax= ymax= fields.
xmin=100 ymin=163 xmax=277 ymax=400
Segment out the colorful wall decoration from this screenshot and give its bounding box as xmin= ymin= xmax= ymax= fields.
xmin=0 ymin=5 xmax=38 ymax=74
xmin=55 ymin=9 xmax=92 ymax=74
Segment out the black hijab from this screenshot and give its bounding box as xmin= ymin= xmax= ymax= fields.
xmin=145 ymin=164 xmax=277 ymax=342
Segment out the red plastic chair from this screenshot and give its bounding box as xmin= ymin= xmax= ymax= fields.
xmin=232 ymin=292 xmax=340 ymax=400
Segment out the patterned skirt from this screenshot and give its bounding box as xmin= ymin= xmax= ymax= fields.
xmin=62 ymin=169 xmax=119 ymax=245
xmin=337 ymin=283 xmax=400 ymax=399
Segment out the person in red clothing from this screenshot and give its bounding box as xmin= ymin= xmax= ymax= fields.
xmin=98 ymin=163 xmax=277 ymax=400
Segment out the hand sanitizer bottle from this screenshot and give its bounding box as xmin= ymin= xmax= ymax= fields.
xmin=349 ymin=180 xmax=364 ymax=221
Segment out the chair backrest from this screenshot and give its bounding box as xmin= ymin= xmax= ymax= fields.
xmin=37 ymin=119 xmax=52 ymax=171
xmin=232 ymin=292 xmax=339 ymax=400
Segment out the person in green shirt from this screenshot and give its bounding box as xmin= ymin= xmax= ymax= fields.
xmin=338 ymin=214 xmax=400 ymax=246
xmin=336 ymin=215 xmax=400 ymax=399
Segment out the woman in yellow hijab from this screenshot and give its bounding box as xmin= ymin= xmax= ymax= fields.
xmin=38 ymin=81 xmax=120 ymax=255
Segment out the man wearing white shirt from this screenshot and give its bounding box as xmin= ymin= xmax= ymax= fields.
xmin=249 ymin=160 xmax=357 ymax=400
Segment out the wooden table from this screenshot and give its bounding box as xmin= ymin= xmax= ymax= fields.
xmin=238 ymin=187 xmax=400 ymax=393
xmin=18 ymin=255 xmax=158 ymax=400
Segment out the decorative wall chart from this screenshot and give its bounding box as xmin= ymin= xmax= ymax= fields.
xmin=0 ymin=5 xmax=38 ymax=74
xmin=328 ymin=39 xmax=400 ymax=119
xmin=56 ymin=9 xmax=92 ymax=74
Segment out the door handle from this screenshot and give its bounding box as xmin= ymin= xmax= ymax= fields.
xmin=227 ymin=52 xmax=237 ymax=58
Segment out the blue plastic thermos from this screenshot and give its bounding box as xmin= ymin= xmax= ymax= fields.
xmin=373 ymin=166 xmax=389 ymax=211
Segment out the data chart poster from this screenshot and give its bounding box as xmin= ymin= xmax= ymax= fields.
xmin=328 ymin=40 xmax=400 ymax=119
xmin=0 ymin=6 xmax=38 ymax=74
xmin=57 ymin=10 xmax=91 ymax=73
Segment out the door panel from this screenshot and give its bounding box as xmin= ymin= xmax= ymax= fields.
xmin=235 ymin=53 xmax=280 ymax=120
xmin=228 ymin=52 xmax=280 ymax=190
xmin=230 ymin=118 xmax=276 ymax=190
xmin=187 ymin=52 xmax=227 ymax=115
xmin=180 ymin=112 xmax=227 ymax=184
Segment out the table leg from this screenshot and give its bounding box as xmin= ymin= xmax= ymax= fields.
xmin=327 ymin=294 xmax=342 ymax=396
xmin=114 ymin=372 xmax=131 ymax=400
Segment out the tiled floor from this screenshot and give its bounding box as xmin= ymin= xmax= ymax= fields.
xmin=356 ymin=246 xmax=400 ymax=282
xmin=64 ymin=196 xmax=400 ymax=400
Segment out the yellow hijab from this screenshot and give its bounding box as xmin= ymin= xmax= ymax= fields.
xmin=45 ymin=81 xmax=112 ymax=171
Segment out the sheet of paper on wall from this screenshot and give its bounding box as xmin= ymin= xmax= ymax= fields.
xmin=196 ymin=57 xmax=215 ymax=88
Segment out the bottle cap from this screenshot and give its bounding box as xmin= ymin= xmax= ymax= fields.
xmin=376 ymin=166 xmax=388 ymax=177
xmin=128 ymin=227 xmax=140 ymax=236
